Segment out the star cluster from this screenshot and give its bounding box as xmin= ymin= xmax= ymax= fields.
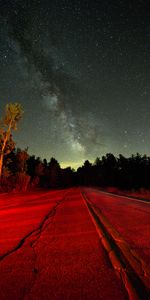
xmin=0 ymin=0 xmax=150 ymax=167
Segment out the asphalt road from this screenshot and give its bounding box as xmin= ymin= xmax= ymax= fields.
xmin=83 ymin=188 xmax=150 ymax=266
xmin=1 ymin=187 xmax=149 ymax=299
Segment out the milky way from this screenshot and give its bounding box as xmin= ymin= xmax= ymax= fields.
xmin=0 ymin=0 xmax=150 ymax=168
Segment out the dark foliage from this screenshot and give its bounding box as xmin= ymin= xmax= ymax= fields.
xmin=1 ymin=150 xmax=150 ymax=192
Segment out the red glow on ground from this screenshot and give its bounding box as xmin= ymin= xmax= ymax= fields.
xmin=0 ymin=188 xmax=149 ymax=299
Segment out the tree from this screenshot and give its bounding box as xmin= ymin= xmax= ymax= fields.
xmin=48 ymin=158 xmax=61 ymax=188
xmin=16 ymin=148 xmax=29 ymax=173
xmin=0 ymin=103 xmax=23 ymax=180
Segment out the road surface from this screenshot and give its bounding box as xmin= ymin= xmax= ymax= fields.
xmin=83 ymin=187 xmax=150 ymax=266
xmin=0 ymin=187 xmax=149 ymax=299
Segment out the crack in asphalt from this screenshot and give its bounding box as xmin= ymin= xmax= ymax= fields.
xmin=21 ymin=189 xmax=77 ymax=300
xmin=20 ymin=195 xmax=69 ymax=300
xmin=0 ymin=195 xmax=67 ymax=300
xmin=0 ymin=199 xmax=64 ymax=263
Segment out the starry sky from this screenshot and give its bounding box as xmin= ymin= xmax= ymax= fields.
xmin=0 ymin=0 xmax=150 ymax=168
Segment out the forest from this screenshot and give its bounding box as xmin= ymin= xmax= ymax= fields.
xmin=1 ymin=149 xmax=150 ymax=192
xmin=1 ymin=103 xmax=150 ymax=192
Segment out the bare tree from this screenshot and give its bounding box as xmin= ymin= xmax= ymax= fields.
xmin=0 ymin=103 xmax=23 ymax=179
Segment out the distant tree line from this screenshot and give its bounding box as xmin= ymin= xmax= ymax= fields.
xmin=76 ymin=153 xmax=150 ymax=190
xmin=1 ymin=150 xmax=150 ymax=192
xmin=1 ymin=103 xmax=150 ymax=192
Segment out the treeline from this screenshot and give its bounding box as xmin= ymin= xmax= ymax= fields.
xmin=1 ymin=148 xmax=74 ymax=191
xmin=1 ymin=103 xmax=149 ymax=193
xmin=77 ymin=153 xmax=150 ymax=189
xmin=1 ymin=150 xmax=150 ymax=192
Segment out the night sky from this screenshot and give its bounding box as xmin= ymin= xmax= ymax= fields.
xmin=0 ymin=0 xmax=150 ymax=168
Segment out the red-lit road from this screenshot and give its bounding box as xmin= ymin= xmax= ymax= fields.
xmin=0 ymin=187 xmax=149 ymax=299
xmin=83 ymin=188 xmax=150 ymax=266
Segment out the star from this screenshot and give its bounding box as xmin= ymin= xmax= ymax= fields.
xmin=0 ymin=0 xmax=149 ymax=166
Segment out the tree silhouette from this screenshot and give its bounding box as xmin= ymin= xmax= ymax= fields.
xmin=16 ymin=148 xmax=29 ymax=173
xmin=0 ymin=103 xmax=23 ymax=180
xmin=48 ymin=158 xmax=61 ymax=188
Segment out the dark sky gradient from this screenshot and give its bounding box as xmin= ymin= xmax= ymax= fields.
xmin=0 ymin=0 xmax=150 ymax=168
